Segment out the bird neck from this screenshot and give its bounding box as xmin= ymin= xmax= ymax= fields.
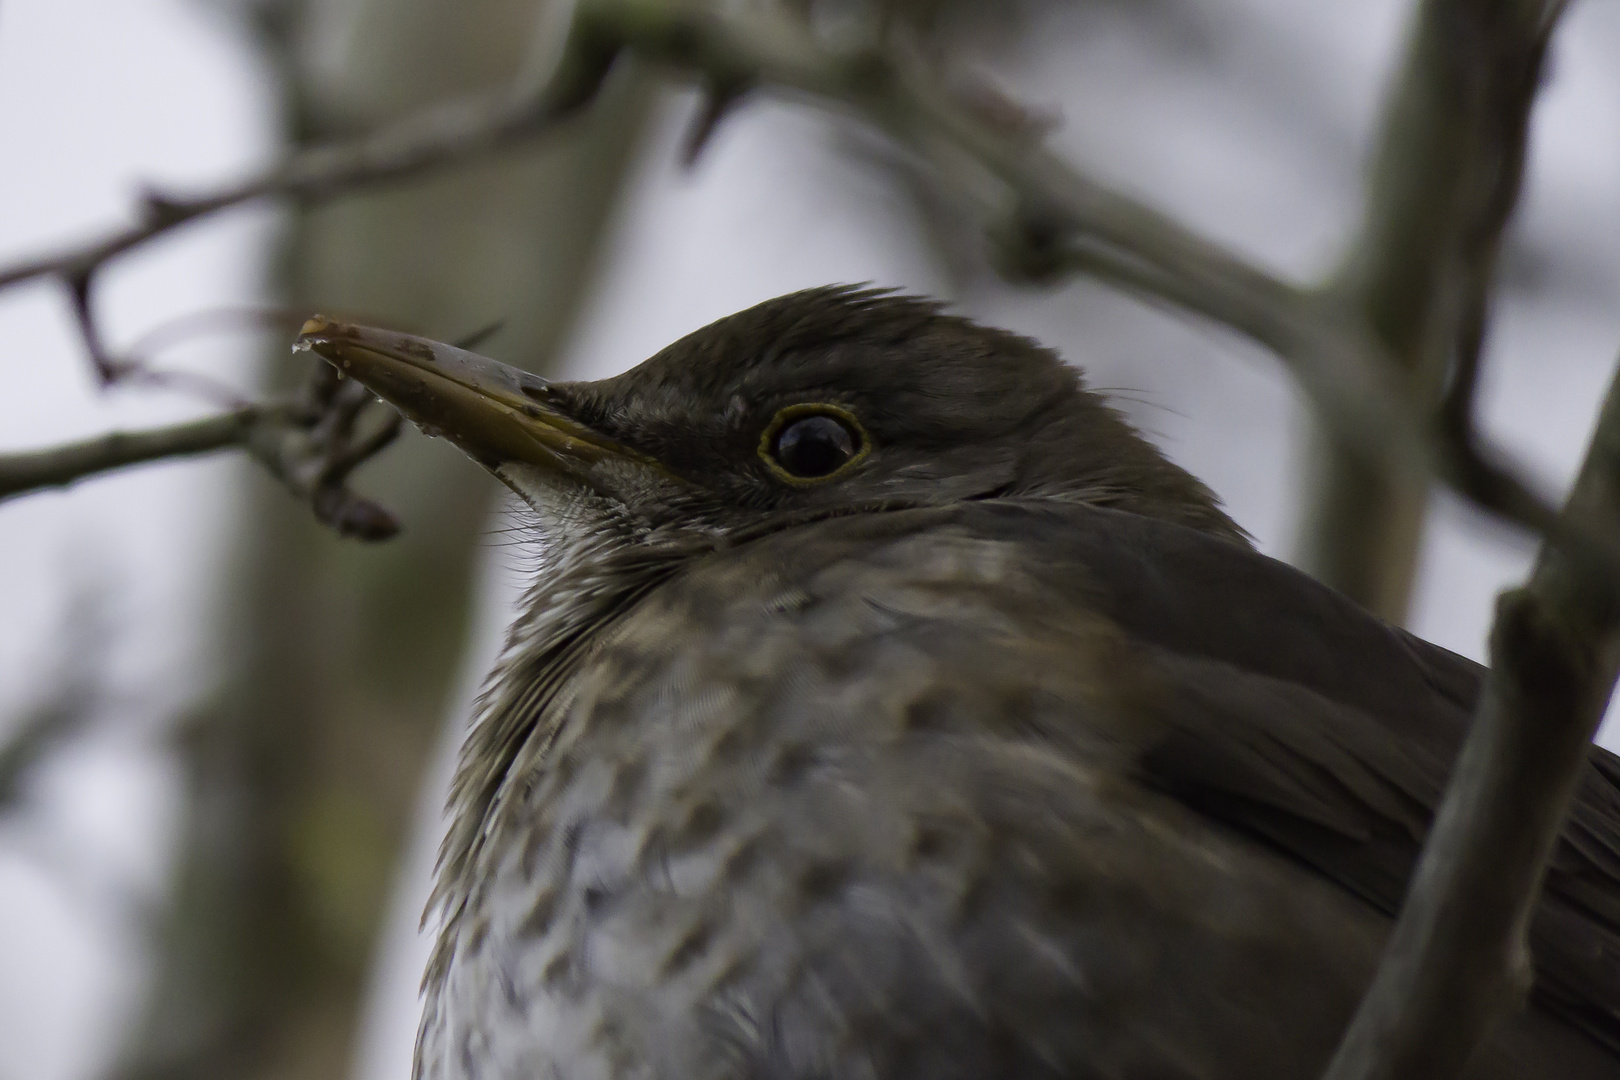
xmin=429 ymin=504 xmax=708 ymax=926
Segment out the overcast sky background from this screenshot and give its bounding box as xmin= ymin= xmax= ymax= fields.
xmin=1 ymin=2 xmax=1618 ymax=1079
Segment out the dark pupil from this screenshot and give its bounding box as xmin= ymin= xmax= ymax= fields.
xmin=774 ymin=415 xmax=858 ymax=478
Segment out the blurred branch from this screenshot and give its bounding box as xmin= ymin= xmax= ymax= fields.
xmin=0 ymin=672 xmax=99 ymax=815
xmin=0 ymin=0 xmax=1591 ymax=581
xmin=1297 ymin=0 xmax=1565 ymax=620
xmin=0 ymin=6 xmax=622 ymax=533
xmin=1311 ymin=7 xmax=1610 ymax=1074
xmin=0 ymin=411 xmax=259 ymax=500
xmin=1322 ymin=350 xmax=1620 ymax=1080
xmin=610 ymin=0 xmax=1590 ymax=565
xmin=0 ymin=584 xmax=144 ymax=926
xmin=0 ymin=25 xmax=621 ymax=296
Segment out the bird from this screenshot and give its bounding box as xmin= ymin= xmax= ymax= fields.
xmin=299 ymin=287 xmax=1620 ymax=1080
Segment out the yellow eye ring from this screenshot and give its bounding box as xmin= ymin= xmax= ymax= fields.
xmin=758 ymin=403 xmax=872 ymax=485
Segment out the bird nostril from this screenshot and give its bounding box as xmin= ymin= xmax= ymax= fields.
xmin=401 ymin=339 xmax=437 ymax=364
xmin=521 ymin=381 xmax=555 ymax=402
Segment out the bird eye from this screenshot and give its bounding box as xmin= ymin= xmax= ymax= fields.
xmin=760 ymin=405 xmax=869 ymax=483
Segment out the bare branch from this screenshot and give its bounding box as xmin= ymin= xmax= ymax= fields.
xmin=1321 ymin=350 xmax=1620 ymax=1080
xmin=0 ymin=0 xmax=1587 ymax=580
xmin=1313 ymin=10 xmax=1603 ymax=1074
xmin=679 ymin=79 xmax=752 ymax=166
xmin=65 ymin=269 xmax=123 ymax=384
xmin=0 ymin=18 xmax=619 ymax=295
xmin=0 ymin=8 xmax=621 ymax=529
xmin=0 ymin=411 xmax=259 ymax=500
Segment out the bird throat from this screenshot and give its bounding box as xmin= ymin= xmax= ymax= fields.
xmin=426 ymin=489 xmax=709 ymax=934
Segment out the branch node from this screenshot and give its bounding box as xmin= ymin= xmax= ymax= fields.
xmin=1490 ymin=588 xmax=1589 ymax=702
xmin=987 ymin=201 xmax=1069 ymax=285
xmin=680 ymin=79 xmax=752 ymax=167
xmin=138 ymin=185 xmax=190 ymax=229
xmin=62 ymin=269 xmax=121 ymax=385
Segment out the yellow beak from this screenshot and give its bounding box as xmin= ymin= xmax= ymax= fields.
xmin=296 ymin=316 xmax=644 ymax=478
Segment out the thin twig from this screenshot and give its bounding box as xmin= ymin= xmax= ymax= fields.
xmin=0 ymin=20 xmax=619 ymax=295
xmin=242 ymin=365 xmax=405 ymax=540
xmin=0 ymin=7 xmax=619 ymax=525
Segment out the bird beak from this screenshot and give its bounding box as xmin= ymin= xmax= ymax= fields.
xmin=295 ymin=317 xmax=647 ymax=483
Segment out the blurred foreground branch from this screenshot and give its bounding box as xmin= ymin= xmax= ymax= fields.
xmin=1323 ymin=352 xmax=1620 ymax=1080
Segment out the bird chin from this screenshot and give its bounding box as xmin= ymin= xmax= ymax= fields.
xmin=495 ymin=461 xmax=628 ymax=551
xmin=495 ymin=460 xmax=592 ymax=515
xmin=494 ymin=459 xmax=666 ymax=567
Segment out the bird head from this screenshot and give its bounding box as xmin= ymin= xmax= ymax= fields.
xmin=297 ymin=287 xmax=1244 ymax=551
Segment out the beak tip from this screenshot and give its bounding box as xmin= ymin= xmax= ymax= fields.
xmin=298 ymin=314 xmax=340 ymax=341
